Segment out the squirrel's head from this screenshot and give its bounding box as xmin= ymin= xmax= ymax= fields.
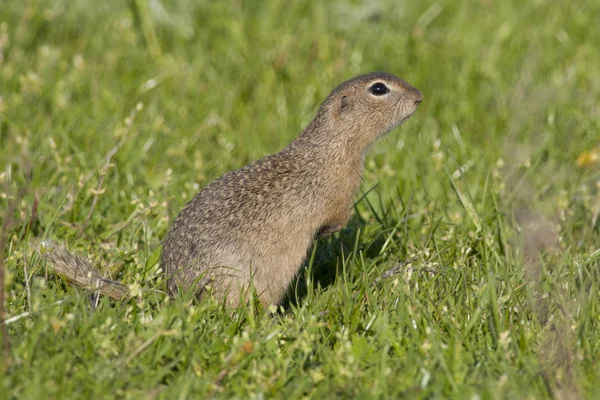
xmin=314 ymin=72 xmax=422 ymax=150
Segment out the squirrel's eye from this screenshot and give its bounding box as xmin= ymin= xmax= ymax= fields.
xmin=368 ymin=82 xmax=390 ymax=96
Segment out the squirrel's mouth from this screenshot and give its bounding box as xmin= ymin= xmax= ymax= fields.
xmin=391 ymin=108 xmax=418 ymax=130
xmin=398 ymin=111 xmax=416 ymax=124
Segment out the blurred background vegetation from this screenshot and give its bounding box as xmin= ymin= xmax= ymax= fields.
xmin=1 ymin=0 xmax=599 ymax=398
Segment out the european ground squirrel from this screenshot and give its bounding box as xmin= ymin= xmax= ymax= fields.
xmin=40 ymin=72 xmax=423 ymax=306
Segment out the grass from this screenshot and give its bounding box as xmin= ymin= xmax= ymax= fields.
xmin=1 ymin=0 xmax=600 ymax=398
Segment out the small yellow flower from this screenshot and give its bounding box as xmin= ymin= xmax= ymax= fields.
xmin=577 ymin=148 xmax=600 ymax=167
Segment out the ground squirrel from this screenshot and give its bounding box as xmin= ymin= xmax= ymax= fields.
xmin=39 ymin=72 xmax=423 ymax=306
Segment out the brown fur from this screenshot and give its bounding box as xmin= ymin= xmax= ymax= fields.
xmin=161 ymin=72 xmax=423 ymax=306
xmin=35 ymin=241 xmax=128 ymax=300
xmin=38 ymin=73 xmax=422 ymax=305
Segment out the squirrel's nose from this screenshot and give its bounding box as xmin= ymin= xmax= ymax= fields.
xmin=412 ymin=89 xmax=423 ymax=105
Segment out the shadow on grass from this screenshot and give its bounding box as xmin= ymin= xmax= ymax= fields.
xmin=281 ymin=215 xmax=390 ymax=310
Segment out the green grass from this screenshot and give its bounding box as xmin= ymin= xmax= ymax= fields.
xmin=1 ymin=0 xmax=600 ymax=398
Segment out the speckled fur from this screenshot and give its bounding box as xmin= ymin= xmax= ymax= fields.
xmin=162 ymin=72 xmax=423 ymax=306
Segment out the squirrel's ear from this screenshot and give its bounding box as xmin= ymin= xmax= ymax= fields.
xmin=337 ymin=95 xmax=353 ymax=118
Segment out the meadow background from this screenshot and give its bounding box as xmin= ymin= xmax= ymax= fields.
xmin=1 ymin=0 xmax=600 ymax=398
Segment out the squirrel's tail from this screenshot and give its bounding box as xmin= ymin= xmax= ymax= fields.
xmin=35 ymin=241 xmax=129 ymax=300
